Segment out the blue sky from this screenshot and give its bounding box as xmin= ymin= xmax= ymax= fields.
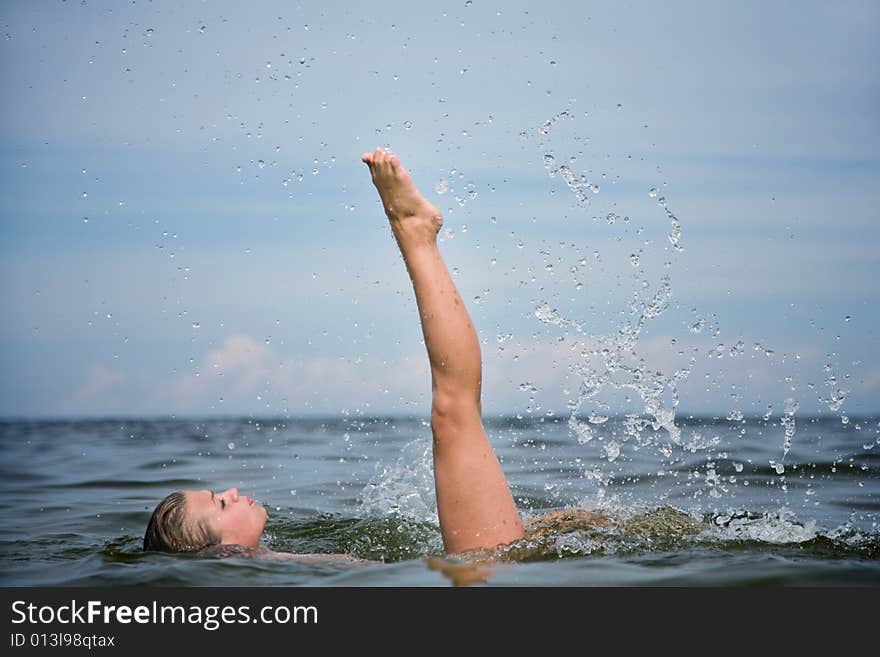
xmin=1 ymin=0 xmax=878 ymax=419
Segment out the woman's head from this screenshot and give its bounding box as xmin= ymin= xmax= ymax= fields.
xmin=143 ymin=487 xmax=268 ymax=553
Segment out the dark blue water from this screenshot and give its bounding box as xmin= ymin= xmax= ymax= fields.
xmin=0 ymin=415 xmax=877 ymax=586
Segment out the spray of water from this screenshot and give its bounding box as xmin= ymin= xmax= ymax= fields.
xmin=533 ymin=110 xmax=687 ymax=468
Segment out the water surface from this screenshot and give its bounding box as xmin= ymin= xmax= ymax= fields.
xmin=0 ymin=415 xmax=877 ymax=586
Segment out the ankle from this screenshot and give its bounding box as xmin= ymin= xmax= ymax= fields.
xmin=389 ymin=215 xmax=441 ymax=249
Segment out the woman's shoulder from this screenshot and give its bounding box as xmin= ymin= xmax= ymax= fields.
xmin=197 ymin=544 xmax=375 ymax=567
xmin=256 ymin=549 xmax=375 ymax=566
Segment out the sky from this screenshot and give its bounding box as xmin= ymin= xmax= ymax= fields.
xmin=1 ymin=0 xmax=878 ymax=420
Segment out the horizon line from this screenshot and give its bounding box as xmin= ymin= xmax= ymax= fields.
xmin=0 ymin=412 xmax=874 ymax=423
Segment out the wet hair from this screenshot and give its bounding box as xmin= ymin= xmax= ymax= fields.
xmin=143 ymin=491 xmax=220 ymax=553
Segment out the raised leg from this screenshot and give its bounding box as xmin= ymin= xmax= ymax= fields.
xmin=362 ymin=148 xmax=525 ymax=553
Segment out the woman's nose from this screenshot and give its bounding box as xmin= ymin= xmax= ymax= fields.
xmin=224 ymin=487 xmax=239 ymax=502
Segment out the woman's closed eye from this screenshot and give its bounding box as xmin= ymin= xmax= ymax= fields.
xmin=220 ymin=498 xmax=226 ymax=509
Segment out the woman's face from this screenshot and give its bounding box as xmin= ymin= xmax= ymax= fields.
xmin=184 ymin=488 xmax=268 ymax=548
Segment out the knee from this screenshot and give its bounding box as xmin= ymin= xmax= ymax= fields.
xmin=430 ymin=391 xmax=480 ymax=443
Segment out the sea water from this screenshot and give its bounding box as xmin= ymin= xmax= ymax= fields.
xmin=0 ymin=415 xmax=876 ymax=586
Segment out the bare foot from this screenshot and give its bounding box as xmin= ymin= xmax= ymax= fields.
xmin=361 ymin=148 xmax=442 ymax=244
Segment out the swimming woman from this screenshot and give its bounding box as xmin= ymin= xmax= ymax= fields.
xmin=143 ymin=149 xmax=607 ymax=560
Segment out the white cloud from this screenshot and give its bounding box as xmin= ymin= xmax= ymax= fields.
xmin=63 ymin=364 xmax=126 ymax=414
xmin=155 ymin=334 xmax=432 ymax=415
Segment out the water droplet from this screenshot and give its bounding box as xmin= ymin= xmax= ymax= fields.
xmin=534 ymin=303 xmax=565 ymax=326
xmin=257 ymin=160 xmax=265 ymax=169
xmin=144 ymin=28 xmax=154 ymax=37
xmin=648 ymin=187 xmax=658 ymax=198
xmin=496 ymin=333 xmax=512 ymax=345
xmin=434 ymin=179 xmax=448 ymax=195
xmin=403 ymin=120 xmax=413 ymax=130
xmin=780 ymin=399 xmax=798 ymax=457
xmin=82 ymin=217 xmax=89 ymax=224
xmin=729 ymin=340 xmax=745 ymax=357
xmin=192 ymin=322 xmax=201 ymax=329
xmin=472 ymin=295 xmax=481 ymax=304
xmin=690 ymin=319 xmax=705 ymax=334
xmin=844 ymin=315 xmax=852 ymax=322
xmin=605 ymin=441 xmax=620 ymax=462
xmin=227 ymin=441 xmax=235 ymax=450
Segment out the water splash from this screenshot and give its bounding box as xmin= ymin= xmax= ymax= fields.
xmin=555 ymin=276 xmax=685 ymax=451
xmin=822 ymin=362 xmax=849 ymax=413
xmin=708 ymin=508 xmax=818 ymax=545
xmin=535 ymin=302 xmax=584 ymax=332
xmin=603 ymin=441 xmax=620 ymax=462
xmin=488 ymin=506 xmax=862 ymax=562
xmin=536 ymin=110 xmax=600 ymax=207
xmin=665 ymin=207 xmax=682 ymax=251
xmin=358 ymin=439 xmax=438 ymax=523
xmin=568 ymin=415 xmax=594 ymax=444
xmin=781 ymin=398 xmax=798 ymax=459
